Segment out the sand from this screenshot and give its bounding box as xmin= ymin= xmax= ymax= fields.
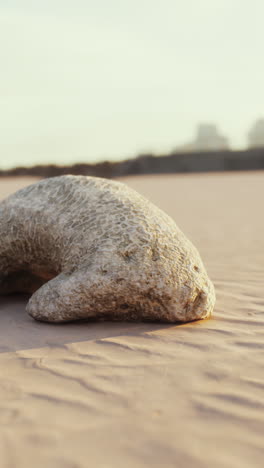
xmin=0 ymin=172 xmax=263 ymax=468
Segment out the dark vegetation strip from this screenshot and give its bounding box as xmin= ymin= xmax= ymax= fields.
xmin=1 ymin=148 xmax=264 ymax=179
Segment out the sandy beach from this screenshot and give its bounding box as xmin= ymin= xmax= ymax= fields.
xmin=0 ymin=172 xmax=263 ymax=468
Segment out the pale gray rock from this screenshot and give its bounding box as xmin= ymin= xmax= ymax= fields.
xmin=0 ymin=175 xmax=215 ymax=323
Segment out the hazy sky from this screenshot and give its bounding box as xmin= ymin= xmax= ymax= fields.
xmin=0 ymin=0 xmax=263 ymax=168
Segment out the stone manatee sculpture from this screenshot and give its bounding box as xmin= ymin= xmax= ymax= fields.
xmin=0 ymin=175 xmax=215 ymax=323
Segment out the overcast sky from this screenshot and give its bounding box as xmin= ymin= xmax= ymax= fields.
xmin=0 ymin=0 xmax=263 ymax=168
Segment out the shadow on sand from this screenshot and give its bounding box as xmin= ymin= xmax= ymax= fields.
xmin=0 ymin=295 xmax=179 ymax=353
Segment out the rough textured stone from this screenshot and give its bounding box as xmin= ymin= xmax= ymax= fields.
xmin=0 ymin=175 xmax=215 ymax=323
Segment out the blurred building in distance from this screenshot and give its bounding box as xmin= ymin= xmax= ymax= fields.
xmin=173 ymin=123 xmax=230 ymax=153
xmin=248 ymin=119 xmax=264 ymax=148
xmin=193 ymin=124 xmax=229 ymax=151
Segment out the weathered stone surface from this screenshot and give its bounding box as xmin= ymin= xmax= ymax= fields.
xmin=0 ymin=175 xmax=215 ymax=323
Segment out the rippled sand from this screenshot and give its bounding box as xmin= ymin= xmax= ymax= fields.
xmin=0 ymin=173 xmax=263 ymax=468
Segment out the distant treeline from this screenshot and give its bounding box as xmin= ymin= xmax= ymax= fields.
xmin=1 ymin=147 xmax=264 ymax=179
